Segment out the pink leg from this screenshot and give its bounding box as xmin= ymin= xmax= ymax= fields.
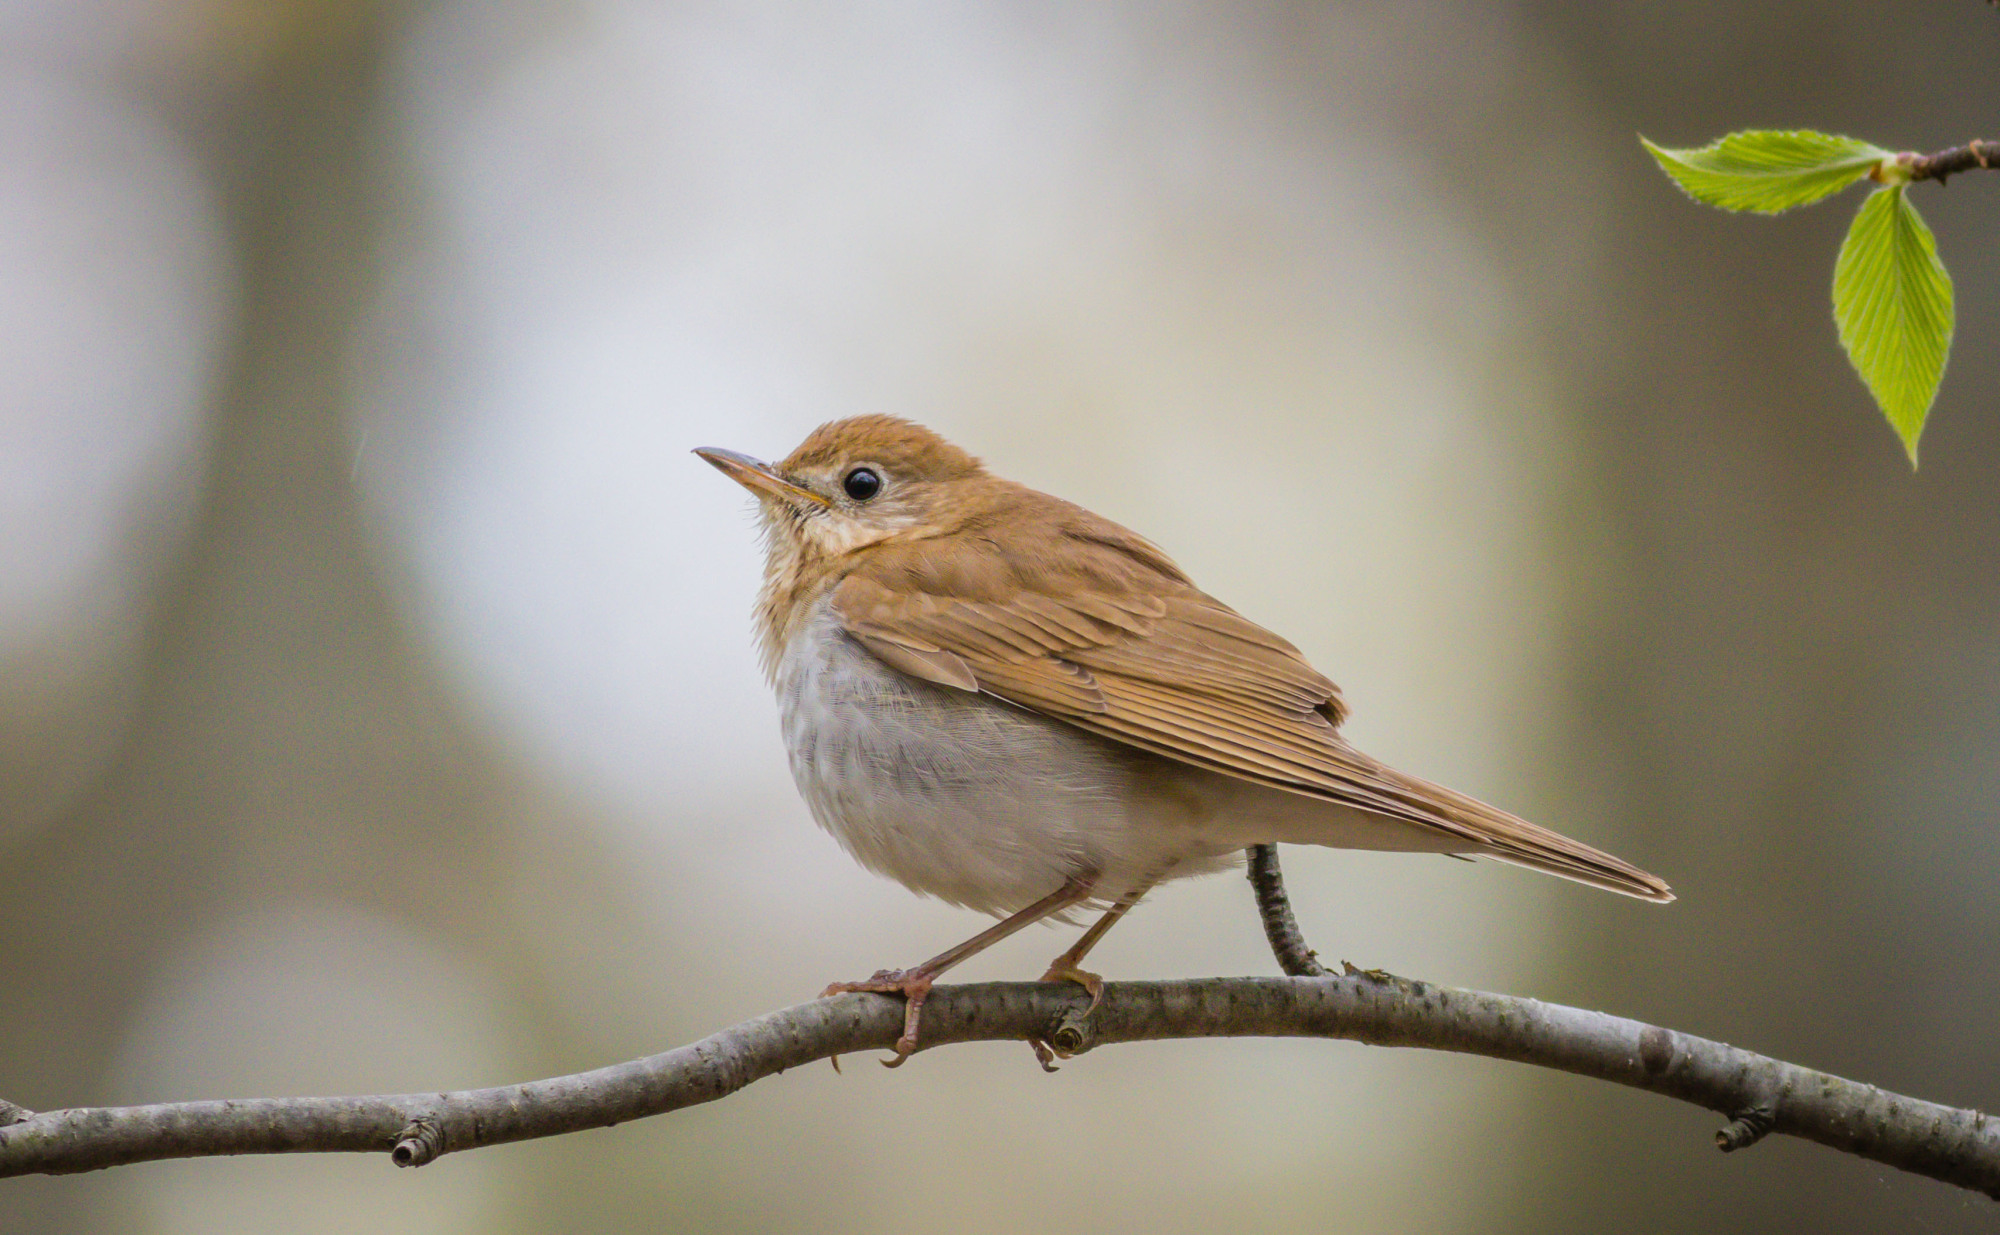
xmin=823 ymin=873 xmax=1099 ymax=1066
xmin=1028 ymin=872 xmax=1166 ymax=1069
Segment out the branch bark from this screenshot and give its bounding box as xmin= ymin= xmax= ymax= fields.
xmin=3 ymin=972 xmax=1997 ymax=1196
xmin=1903 ymin=139 xmax=1998 ymax=184
xmin=1245 ymin=843 xmax=1331 ymax=978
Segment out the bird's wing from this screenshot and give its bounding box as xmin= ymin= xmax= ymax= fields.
xmin=832 ymin=538 xmax=1671 ymax=903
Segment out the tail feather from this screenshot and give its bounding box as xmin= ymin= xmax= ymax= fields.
xmin=1479 ymin=850 xmax=1676 ymax=903
xmin=1365 ymin=758 xmax=1674 ymax=904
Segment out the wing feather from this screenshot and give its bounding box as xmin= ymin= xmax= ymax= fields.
xmin=828 ymin=530 xmax=1671 ymax=903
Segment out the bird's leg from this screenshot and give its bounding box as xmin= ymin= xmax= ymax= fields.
xmin=823 ymin=873 xmax=1098 ymax=1067
xmin=1037 ymin=866 xmax=1170 ymax=1009
xmin=1027 ymin=871 xmax=1167 ymax=1070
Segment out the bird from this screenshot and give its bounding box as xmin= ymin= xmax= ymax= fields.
xmin=696 ymin=416 xmax=1670 ymax=1065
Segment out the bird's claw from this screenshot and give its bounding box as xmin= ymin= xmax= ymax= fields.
xmin=1027 ymin=963 xmax=1104 ymax=1070
xmin=1037 ymin=962 xmax=1104 ymax=1010
xmin=1029 ymin=1038 xmax=1062 ymax=1072
xmin=822 ymin=969 xmax=935 ymax=1067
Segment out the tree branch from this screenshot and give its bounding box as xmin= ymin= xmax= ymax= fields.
xmin=3 ymin=973 xmax=1997 ymax=1196
xmin=1902 ymin=139 xmax=1999 ymax=185
xmin=1245 ymin=843 xmax=1331 ymax=978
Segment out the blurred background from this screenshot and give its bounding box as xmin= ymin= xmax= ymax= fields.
xmin=3 ymin=2 xmax=1996 ymax=1231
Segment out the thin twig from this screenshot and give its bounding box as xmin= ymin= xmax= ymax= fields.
xmin=1245 ymin=843 xmax=1330 ymax=977
xmin=1903 ymin=139 xmax=1998 ymax=185
xmin=3 ymin=974 xmax=1997 ymax=1196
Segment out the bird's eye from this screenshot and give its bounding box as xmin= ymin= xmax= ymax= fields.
xmin=842 ymin=467 xmax=882 ymax=502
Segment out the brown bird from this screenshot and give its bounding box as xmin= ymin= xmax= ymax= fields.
xmin=697 ymin=416 xmax=1670 ymax=1065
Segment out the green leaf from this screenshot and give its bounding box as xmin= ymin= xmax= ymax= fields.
xmin=1642 ymin=130 xmax=1889 ymax=214
xmin=1832 ymin=185 xmax=1953 ymax=464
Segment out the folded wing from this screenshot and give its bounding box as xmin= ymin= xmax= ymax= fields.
xmin=832 ymin=526 xmax=1671 ymax=904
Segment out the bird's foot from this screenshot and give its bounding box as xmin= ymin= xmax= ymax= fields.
xmin=1036 ymin=962 xmax=1104 ymax=1010
xmin=1029 ymin=962 xmax=1104 ymax=1070
xmin=821 ymin=970 xmax=936 ymax=1068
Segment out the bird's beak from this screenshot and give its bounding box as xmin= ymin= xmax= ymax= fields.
xmin=693 ymin=447 xmax=832 ymax=508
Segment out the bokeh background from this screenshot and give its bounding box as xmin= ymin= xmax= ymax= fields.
xmin=4 ymin=2 xmax=1997 ymax=1231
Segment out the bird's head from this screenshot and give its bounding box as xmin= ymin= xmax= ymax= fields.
xmin=696 ymin=415 xmax=990 ymax=563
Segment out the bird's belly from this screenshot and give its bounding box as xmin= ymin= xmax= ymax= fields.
xmin=774 ymin=609 xmax=1229 ymax=914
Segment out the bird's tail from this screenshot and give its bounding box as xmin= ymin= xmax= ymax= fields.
xmin=1364 ymin=756 xmax=1674 ymax=903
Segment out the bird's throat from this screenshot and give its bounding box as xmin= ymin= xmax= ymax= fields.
xmin=753 ymin=521 xmax=846 ymax=683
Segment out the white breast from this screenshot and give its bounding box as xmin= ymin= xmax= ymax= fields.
xmin=773 ymin=601 xmax=1237 ymax=915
